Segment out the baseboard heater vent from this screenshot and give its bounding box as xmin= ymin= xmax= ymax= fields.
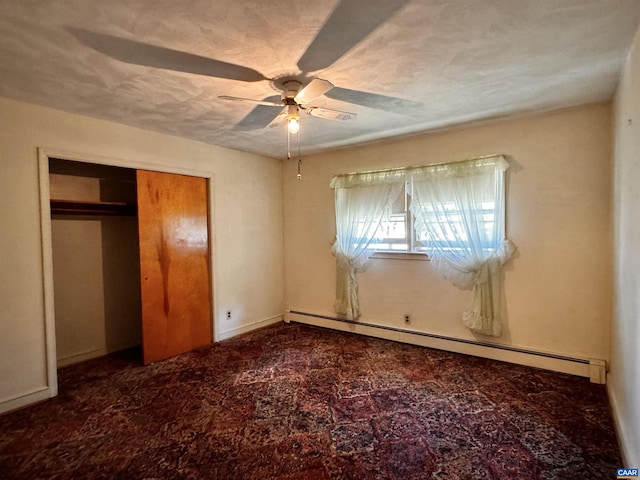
xmin=289 ymin=310 xmax=606 ymax=383
xmin=288 ymin=310 xmax=589 ymax=365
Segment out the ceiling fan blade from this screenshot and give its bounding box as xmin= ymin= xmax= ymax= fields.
xmin=233 ymin=96 xmax=285 ymax=131
xmin=305 ymin=107 xmax=356 ymax=121
xmin=297 ymin=0 xmax=410 ymax=72
xmin=294 ymin=78 xmax=334 ymax=105
xmin=325 ymin=87 xmax=422 ymax=115
xmin=67 ymin=27 xmax=267 ymax=82
xmin=219 ymin=95 xmax=282 ymax=107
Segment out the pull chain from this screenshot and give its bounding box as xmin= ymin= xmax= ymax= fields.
xmin=287 ymin=119 xmax=302 ymax=181
xmin=296 ymin=127 xmax=302 ymax=181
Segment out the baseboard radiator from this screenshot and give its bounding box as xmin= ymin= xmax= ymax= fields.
xmin=286 ymin=310 xmax=606 ymax=384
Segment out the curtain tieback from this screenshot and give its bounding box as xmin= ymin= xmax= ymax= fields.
xmin=471 ymin=252 xmax=510 ymax=285
xmin=472 ymin=262 xmax=492 ymax=285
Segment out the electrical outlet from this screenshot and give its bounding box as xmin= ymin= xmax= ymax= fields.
xmin=226 ymin=310 xmax=231 ymax=320
xmin=404 ymin=314 xmax=410 ymax=324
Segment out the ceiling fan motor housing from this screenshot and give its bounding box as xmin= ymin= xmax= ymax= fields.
xmin=282 ymin=80 xmax=302 ymax=102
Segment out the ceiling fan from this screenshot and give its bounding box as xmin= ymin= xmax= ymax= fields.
xmin=66 ymin=0 xmax=419 ymax=133
xmin=219 ymin=78 xmax=356 ymax=134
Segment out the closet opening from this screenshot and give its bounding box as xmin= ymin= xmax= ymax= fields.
xmin=49 ymin=158 xmax=143 ymax=368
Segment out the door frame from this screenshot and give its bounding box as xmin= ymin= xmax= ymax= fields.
xmin=38 ymin=147 xmax=217 ymax=398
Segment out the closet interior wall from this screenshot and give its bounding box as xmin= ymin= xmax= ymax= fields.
xmin=49 ymin=158 xmax=142 ymax=367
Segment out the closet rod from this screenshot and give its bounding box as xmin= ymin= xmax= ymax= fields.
xmin=50 ymin=199 xmax=137 ymax=216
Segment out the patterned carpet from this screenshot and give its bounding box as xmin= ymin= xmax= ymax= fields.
xmin=0 ymin=322 xmax=621 ymax=479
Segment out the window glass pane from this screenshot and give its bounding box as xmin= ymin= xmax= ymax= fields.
xmin=389 ymin=186 xmax=406 ymax=214
xmin=375 ymin=184 xmax=408 ymax=252
xmin=376 ymin=212 xmax=408 ymax=251
xmin=414 ymin=200 xmax=497 ymax=254
xmin=369 ymin=179 xmax=501 ymax=256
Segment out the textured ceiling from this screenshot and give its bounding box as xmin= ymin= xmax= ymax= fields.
xmin=1 ymin=0 xmax=639 ymax=159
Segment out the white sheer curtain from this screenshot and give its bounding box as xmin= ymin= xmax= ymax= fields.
xmin=409 ymin=156 xmax=515 ymax=336
xmin=331 ymin=172 xmax=404 ymax=320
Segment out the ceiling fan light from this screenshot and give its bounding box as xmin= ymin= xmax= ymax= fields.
xmin=288 ymin=117 xmax=300 ymax=134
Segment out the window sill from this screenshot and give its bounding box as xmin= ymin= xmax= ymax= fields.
xmin=371 ymin=252 xmax=430 ymax=261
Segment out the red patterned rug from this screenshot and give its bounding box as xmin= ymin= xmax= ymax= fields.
xmin=0 ymin=322 xmax=621 ymax=479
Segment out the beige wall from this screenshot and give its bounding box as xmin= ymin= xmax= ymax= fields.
xmin=52 ymin=217 xmax=109 ymax=364
xmin=0 ymin=97 xmax=284 ymax=411
xmin=611 ymin=25 xmax=640 ymax=464
xmin=284 ymin=103 xmax=612 ymax=364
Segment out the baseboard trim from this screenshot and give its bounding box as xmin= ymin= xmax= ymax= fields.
xmin=287 ymin=310 xmax=602 ymax=380
xmin=56 ymin=339 xmax=143 ymax=368
xmin=57 ymin=347 xmax=108 ymax=367
xmin=0 ymin=386 xmax=54 ymax=415
xmin=217 ymin=314 xmax=283 ymax=341
xmin=607 ymin=384 xmax=637 ymax=466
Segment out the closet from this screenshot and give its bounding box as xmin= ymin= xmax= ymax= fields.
xmin=49 ymin=158 xmax=212 ymax=367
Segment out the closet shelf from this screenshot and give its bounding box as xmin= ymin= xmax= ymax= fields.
xmin=50 ymin=199 xmax=137 ymax=216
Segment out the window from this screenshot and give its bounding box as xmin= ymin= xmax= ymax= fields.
xmin=372 ymin=180 xmax=500 ymax=256
xmin=331 ymin=155 xmax=514 ymax=334
xmin=373 ymin=182 xmax=428 ymax=254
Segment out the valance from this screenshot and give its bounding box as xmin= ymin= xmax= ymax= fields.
xmin=330 ymin=155 xmax=507 ymax=189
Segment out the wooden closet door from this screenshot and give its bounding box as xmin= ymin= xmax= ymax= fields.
xmin=136 ymin=170 xmax=212 ymax=364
